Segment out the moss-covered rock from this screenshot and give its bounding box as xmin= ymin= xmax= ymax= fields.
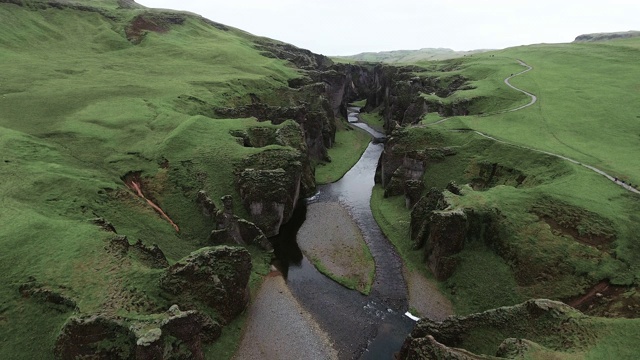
xmin=217 ymin=103 xmax=335 ymax=162
xmin=19 ymin=277 xmax=78 ymax=313
xmin=196 ymin=190 xmax=218 ymax=218
xmin=470 ymin=161 xmax=528 ymax=190
xmin=404 ymin=179 xmax=425 ymax=209
xmin=159 ymin=246 xmax=252 ymax=324
xmin=398 ymin=299 xmax=598 ymax=359
xmin=376 ymin=128 xmax=455 ymax=198
xmin=54 ymin=315 xmax=136 ymax=360
xmin=235 ymin=148 xmax=313 ymax=236
xmin=410 ymin=189 xmax=502 ymax=280
xmin=105 ymin=235 xmax=169 ymax=269
xmin=410 ymin=188 xmax=448 ymax=249
xmin=400 ymin=335 xmax=492 ymax=360
xmin=54 ymin=306 xmax=221 ymax=360
xmin=209 ymin=194 xmax=271 ymax=250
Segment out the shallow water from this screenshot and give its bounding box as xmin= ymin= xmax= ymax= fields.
xmin=270 ymin=108 xmax=415 ymax=359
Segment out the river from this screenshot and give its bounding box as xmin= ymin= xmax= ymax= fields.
xmin=272 ymin=107 xmax=415 ymax=359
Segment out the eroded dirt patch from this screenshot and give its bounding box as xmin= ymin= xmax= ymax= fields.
xmin=122 ymin=171 xmax=179 ymax=232
xmin=469 ymin=161 xmax=528 ymax=190
xmin=531 ymin=199 xmax=616 ymax=248
xmin=125 ymin=13 xmax=185 ymax=44
xmin=565 ymin=281 xmax=640 ymax=318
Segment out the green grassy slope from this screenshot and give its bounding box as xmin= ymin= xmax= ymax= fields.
xmin=315 ymin=120 xmax=371 ymax=184
xmin=333 ymin=48 xmax=490 ymax=63
xmin=432 ymin=39 xmax=640 ymax=185
xmin=372 ymin=38 xmax=640 ymax=321
xmin=0 ymin=1 xmax=332 ymax=358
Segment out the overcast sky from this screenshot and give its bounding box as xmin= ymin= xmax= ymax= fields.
xmin=138 ymin=1 xmax=640 ymax=56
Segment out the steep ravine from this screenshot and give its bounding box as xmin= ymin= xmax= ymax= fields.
xmin=245 ymin=111 xmax=426 ymax=360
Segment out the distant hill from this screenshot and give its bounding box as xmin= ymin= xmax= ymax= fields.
xmin=334 ymin=47 xmax=491 ymax=63
xmin=574 ymin=30 xmax=640 ymax=42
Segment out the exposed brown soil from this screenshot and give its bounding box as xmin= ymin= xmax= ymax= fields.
xmin=565 ymin=280 xmax=640 ymax=318
xmin=539 ymin=215 xmax=614 ymax=248
xmin=567 ymin=280 xmax=610 ymax=308
xmin=123 ymin=172 xmax=179 ymax=232
xmin=125 ymin=13 xmax=185 ymax=44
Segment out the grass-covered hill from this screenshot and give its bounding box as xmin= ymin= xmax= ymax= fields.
xmin=0 ymin=0 xmax=373 ymax=358
xmin=334 ymin=47 xmax=489 ymax=63
xmin=574 ymin=30 xmax=640 ymax=42
xmin=369 ymin=35 xmax=640 ymax=358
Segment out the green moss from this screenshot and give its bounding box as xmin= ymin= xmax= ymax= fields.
xmin=370 ymin=187 xmax=426 ymax=275
xmin=315 ymin=123 xmax=371 ymax=184
xmin=359 ymin=111 xmax=385 ymax=133
xmin=444 ymin=242 xmax=526 ymax=315
xmin=310 ymin=256 xmax=373 ymax=295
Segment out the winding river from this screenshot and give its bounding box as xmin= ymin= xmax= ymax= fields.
xmin=272 ymin=108 xmax=415 ymax=359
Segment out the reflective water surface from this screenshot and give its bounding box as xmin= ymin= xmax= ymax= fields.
xmin=271 ymin=108 xmax=414 ymax=359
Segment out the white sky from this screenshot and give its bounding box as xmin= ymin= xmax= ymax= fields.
xmin=138 ymin=1 xmax=640 ymax=56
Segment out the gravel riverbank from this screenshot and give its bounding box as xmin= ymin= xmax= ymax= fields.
xmin=296 ymin=202 xmax=375 ymax=294
xmin=233 ymin=272 xmax=338 ymax=360
xmin=404 ymin=268 xmax=453 ymax=321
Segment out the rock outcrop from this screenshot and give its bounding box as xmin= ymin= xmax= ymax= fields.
xmin=470 ymin=161 xmax=527 ymax=190
xmin=130 ymin=239 xmax=170 ymax=269
xmin=399 ymin=335 xmax=490 ymax=360
xmin=376 ymin=127 xmax=456 ymax=198
xmin=208 ymin=194 xmax=271 ymax=250
xmin=574 ymin=30 xmax=640 ymax=42
xmin=404 ymin=179 xmax=425 ymax=209
xmin=54 ymin=306 xmax=220 ymax=360
xmin=54 ymin=315 xmax=136 ymax=360
xmin=398 ymin=299 xmax=597 ymax=359
xmin=19 ymin=277 xmax=77 ymax=313
xmin=196 ymin=190 xmax=217 ymax=218
xmin=126 ymin=12 xmax=186 ymax=44
xmin=218 ymin=104 xmax=335 ymax=162
xmin=91 ymin=217 xmax=117 ymax=233
xmin=159 ymin=246 xmax=252 ymax=324
xmin=410 ymin=189 xmax=502 ymax=280
xmin=133 ymin=305 xmax=221 ymax=360
xmin=235 ymin=148 xmax=310 ymax=237
xmin=106 ymin=235 xmax=169 ymax=269
xmin=256 ymin=40 xmax=334 ymax=71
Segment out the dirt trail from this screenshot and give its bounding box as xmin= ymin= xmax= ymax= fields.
xmin=428 ymin=59 xmax=640 ymax=196
xmin=502 ymin=59 xmax=537 ymax=112
xmin=124 ymin=178 xmax=180 ymax=232
xmin=469 ymin=129 xmax=640 ymax=195
xmin=567 ymin=281 xmax=609 ymax=308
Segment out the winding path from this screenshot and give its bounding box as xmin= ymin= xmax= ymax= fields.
xmin=503 ymin=59 xmax=537 ymax=112
xmin=429 ymin=59 xmax=640 ymax=195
